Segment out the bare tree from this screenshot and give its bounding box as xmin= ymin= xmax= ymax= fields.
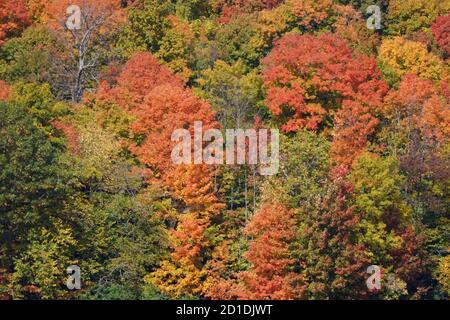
xmin=53 ymin=1 xmax=120 ymax=102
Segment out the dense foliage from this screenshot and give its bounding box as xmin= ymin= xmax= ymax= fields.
xmin=0 ymin=0 xmax=448 ymax=300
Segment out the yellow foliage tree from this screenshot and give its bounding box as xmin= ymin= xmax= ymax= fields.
xmin=378 ymin=37 xmax=448 ymax=85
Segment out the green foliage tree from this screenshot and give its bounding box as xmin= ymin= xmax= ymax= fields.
xmin=387 ymin=0 xmax=449 ymax=37
xmin=0 ymin=101 xmax=70 ymax=298
xmin=196 ymin=59 xmax=265 ymax=129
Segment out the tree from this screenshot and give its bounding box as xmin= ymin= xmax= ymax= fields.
xmin=235 ymin=201 xmax=303 ymax=300
xmin=387 ymin=0 xmax=448 ymax=36
xmin=155 ymin=15 xmax=195 ymax=80
xmin=350 ymin=154 xmax=411 ymax=264
xmin=11 ymin=220 xmax=77 ymax=299
xmin=382 ymin=74 xmax=450 ymax=148
xmin=0 ymin=0 xmax=30 ymax=46
xmin=331 ymin=100 xmax=379 ymax=167
xmin=264 ymin=129 xmax=331 ymax=207
xmin=196 ymin=59 xmax=265 ymax=129
xmin=378 ymin=37 xmax=447 ymax=86
xmin=262 ymin=33 xmax=387 ymax=132
xmin=432 ymin=14 xmax=450 ymax=58
xmin=9 ymin=81 xmax=67 ymax=131
xmin=379 ymin=75 xmax=449 ymax=297
xmin=173 ymin=0 xmax=211 ymax=21
xmin=213 ymin=13 xmax=267 ymax=68
xmin=350 ymin=153 xmax=429 ymax=298
xmin=117 ymin=0 xmax=173 ymax=56
xmin=45 ymin=0 xmax=125 ymax=102
xmin=49 ymin=104 xmax=169 ymax=299
xmin=130 ymin=84 xmax=216 ymax=174
xmin=0 ymin=26 xmax=64 ymax=93
xmin=96 ymin=50 xmax=224 ymax=299
xmin=332 ymin=4 xmax=380 ymax=56
xmin=0 ymin=101 xmax=69 ymax=298
xmin=214 ymin=0 xmax=284 ymax=24
xmin=94 ymin=51 xmax=184 ymax=110
xmin=435 ymin=255 xmax=450 ymax=296
xmin=296 ymin=166 xmax=369 ymax=299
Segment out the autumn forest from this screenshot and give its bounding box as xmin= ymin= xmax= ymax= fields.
xmin=0 ymin=0 xmax=449 ymax=300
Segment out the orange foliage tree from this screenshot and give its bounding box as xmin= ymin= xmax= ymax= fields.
xmin=130 ymin=85 xmax=216 ymax=173
xmin=0 ymin=80 xmax=11 ymax=101
xmin=331 ymin=100 xmax=380 ymax=167
xmin=41 ymin=0 xmax=123 ymax=25
xmin=93 ymin=51 xmax=224 ymax=298
xmin=134 ymin=84 xmax=222 ymax=297
xmin=94 ymin=52 xmax=185 ymax=110
xmin=384 ymin=74 xmax=450 ymax=143
xmin=234 ymin=201 xmax=303 ymax=300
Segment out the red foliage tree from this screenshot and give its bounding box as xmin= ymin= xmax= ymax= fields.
xmin=93 ymin=52 xmax=185 ymax=110
xmin=52 ymin=121 xmax=79 ymax=155
xmin=0 ymin=0 xmax=30 ymax=46
xmin=432 ymin=14 xmax=450 ymax=57
xmin=262 ymin=33 xmax=388 ymax=132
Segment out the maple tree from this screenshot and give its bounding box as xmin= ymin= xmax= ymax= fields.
xmin=262 ymin=33 xmax=387 ymax=132
xmin=0 ymin=0 xmax=30 ymax=46
xmin=130 ymin=84 xmax=216 ymax=174
xmin=432 ymin=14 xmax=450 ymax=58
xmin=331 ymin=100 xmax=379 ymax=167
xmin=95 ymin=50 xmax=224 ymax=298
xmin=235 ymin=201 xmax=303 ymax=300
xmin=94 ymin=51 xmax=185 ymax=110
xmin=383 ymin=74 xmax=450 ymax=145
